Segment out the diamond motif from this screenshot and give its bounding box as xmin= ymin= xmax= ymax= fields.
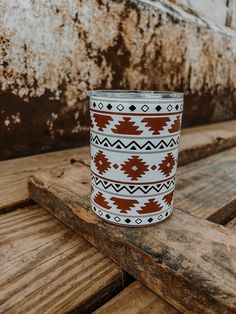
xmin=93 ymin=102 xmax=96 ymax=108
xmin=175 ymin=104 xmax=179 ymax=110
xmin=165 ymin=212 xmax=169 ymax=217
xmin=107 ymin=104 xmax=112 ymax=110
xmin=158 ymin=215 xmax=163 ymax=220
xmin=135 ymin=218 xmax=142 ymax=224
xmin=141 ymin=105 xmax=149 ymax=112
xmin=151 ymin=165 xmax=157 ymax=171
xmin=94 ymin=150 xmax=111 ymax=175
xmin=117 ymin=104 xmax=124 ymax=111
xmin=148 ymin=217 xmax=153 ymax=223
xmin=129 ymin=105 xmax=136 ymax=111
xmin=121 ymin=156 xmax=149 ymax=180
xmin=155 ymin=105 xmax=162 ymax=112
xmin=125 ymin=218 xmax=131 ymax=224
xmin=98 ymin=102 xmax=103 ymax=109
xmin=167 ymin=105 xmax=173 ymax=111
xmin=106 ymin=214 xmax=111 ymax=219
xmin=93 ymin=206 xmax=97 ymax=211
xmin=159 ymin=153 xmax=175 ymax=177
xmin=114 ymin=216 xmax=121 ymax=222
xmin=113 ymin=163 xmax=119 ymax=169
xmin=98 ymin=210 xmax=103 ymax=216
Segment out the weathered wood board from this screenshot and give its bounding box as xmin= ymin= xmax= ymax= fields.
xmin=227 ymin=217 xmax=236 ymax=231
xmin=28 ymin=163 xmax=236 ymax=313
xmin=179 ymin=120 xmax=236 ymax=166
xmin=1 ymin=120 xmax=236 ymax=214
xmin=176 ymin=147 xmax=236 ymax=223
xmin=0 ymin=205 xmax=128 ymax=314
xmin=94 ymin=216 xmax=236 ymax=314
xmin=94 ymin=281 xmax=180 ymax=314
xmin=0 ymin=146 xmax=89 ymax=213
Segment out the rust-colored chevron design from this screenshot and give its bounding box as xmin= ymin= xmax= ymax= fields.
xmin=121 ymin=156 xmax=149 ymax=180
xmin=94 ymin=192 xmax=111 ymax=209
xmin=93 ymin=113 xmax=113 ymax=131
xmin=163 ymin=191 xmax=174 ymax=206
xmin=168 ymin=116 xmax=181 ymax=133
xmin=112 ymin=117 xmax=143 ymax=135
xmin=159 ymin=153 xmax=175 ymax=177
xmin=94 ymin=150 xmax=111 ymax=175
xmin=141 ymin=117 xmax=170 ymax=135
xmin=137 ymin=198 xmax=163 ymax=214
xmin=110 ymin=197 xmax=138 ymax=214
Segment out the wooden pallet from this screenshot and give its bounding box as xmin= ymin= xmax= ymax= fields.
xmin=0 ymin=120 xmax=236 ymax=313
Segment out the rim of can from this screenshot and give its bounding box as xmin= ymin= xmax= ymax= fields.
xmin=87 ymin=90 xmax=184 ymax=100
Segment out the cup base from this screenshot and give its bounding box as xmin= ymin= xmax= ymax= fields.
xmin=91 ymin=203 xmax=173 ymax=227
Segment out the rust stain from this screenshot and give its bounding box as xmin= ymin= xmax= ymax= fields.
xmin=1 ymin=0 xmax=236 ymax=159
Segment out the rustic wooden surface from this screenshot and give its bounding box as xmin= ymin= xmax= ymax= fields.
xmin=0 ymin=205 xmax=129 ymax=314
xmin=94 ymin=281 xmax=180 ymax=314
xmin=176 ymin=147 xmax=236 ymax=223
xmin=28 ymin=163 xmax=236 ymax=313
xmin=1 ymin=120 xmax=236 ymax=214
xmin=95 ymin=210 xmax=236 ymax=313
xmin=227 ymin=217 xmax=236 ymax=231
xmin=179 ymin=120 xmax=236 ymax=166
xmin=0 ymin=146 xmax=89 ymax=213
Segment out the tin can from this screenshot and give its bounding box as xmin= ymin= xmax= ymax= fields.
xmin=88 ymin=90 xmax=184 ymax=226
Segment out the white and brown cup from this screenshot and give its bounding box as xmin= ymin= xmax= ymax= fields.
xmin=88 ymin=90 xmax=184 ymax=227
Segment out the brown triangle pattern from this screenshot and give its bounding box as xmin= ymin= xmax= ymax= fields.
xmin=141 ymin=117 xmax=170 ymax=135
xmin=168 ymin=116 xmax=181 ymax=133
xmin=163 ymin=191 xmax=174 ymax=206
xmin=111 ymin=197 xmax=138 ymax=214
xmin=94 ymin=192 xmax=111 ymax=209
xmin=137 ymin=198 xmax=163 ymax=214
xmin=112 ymin=117 xmax=143 ymax=135
xmin=93 ymin=113 xmax=113 ymax=131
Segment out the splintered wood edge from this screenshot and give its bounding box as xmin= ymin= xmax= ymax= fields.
xmin=28 ymin=170 xmax=236 ymax=314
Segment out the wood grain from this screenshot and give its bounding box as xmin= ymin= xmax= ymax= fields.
xmin=0 ymin=146 xmax=89 ymax=213
xmin=28 ymin=164 xmax=236 ymax=314
xmin=179 ymin=120 xmax=236 ymax=166
xmin=94 ymin=211 xmax=236 ymax=313
xmin=94 ymin=281 xmax=180 ymax=314
xmin=2 ymin=120 xmax=236 ymax=213
xmin=226 ymin=217 xmax=236 ymax=231
xmin=0 ymin=205 xmax=127 ymax=314
xmin=176 ymin=147 xmax=236 ymax=223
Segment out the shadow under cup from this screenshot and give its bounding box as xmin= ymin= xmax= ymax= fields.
xmin=88 ymin=90 xmax=184 ymax=227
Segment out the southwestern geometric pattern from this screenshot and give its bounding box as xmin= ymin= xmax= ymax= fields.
xmin=91 ymin=113 xmax=182 ymax=136
xmin=90 ymin=132 xmax=180 ymax=152
xmin=89 ymin=92 xmax=183 ymax=226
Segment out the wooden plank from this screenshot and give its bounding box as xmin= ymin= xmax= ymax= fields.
xmin=94 ymin=215 xmax=236 ymax=313
xmin=176 ymin=147 xmax=236 ymax=223
xmin=226 ymin=217 xmax=236 ymax=231
xmin=179 ymin=120 xmax=236 ymax=166
xmin=0 ymin=146 xmax=89 ymax=213
xmin=28 ymin=164 xmax=236 ymax=314
xmin=94 ymin=281 xmax=180 ymax=314
xmin=0 ymin=205 xmax=128 ymax=314
xmin=1 ymin=120 xmax=236 ymax=214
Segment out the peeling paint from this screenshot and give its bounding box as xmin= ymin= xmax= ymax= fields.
xmin=0 ymin=0 xmax=236 ymax=159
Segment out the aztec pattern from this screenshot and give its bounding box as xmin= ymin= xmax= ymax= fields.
xmin=89 ymin=95 xmax=183 ymax=226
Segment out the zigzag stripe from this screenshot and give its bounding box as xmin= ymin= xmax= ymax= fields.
xmin=91 ymin=175 xmax=175 ymax=194
xmin=90 ymin=134 xmax=180 ymax=150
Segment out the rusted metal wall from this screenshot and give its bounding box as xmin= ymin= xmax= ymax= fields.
xmin=1 ymin=0 xmax=236 ymax=160
xmin=168 ymin=0 xmax=236 ymax=29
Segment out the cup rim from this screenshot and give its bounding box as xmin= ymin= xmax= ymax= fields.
xmin=87 ymin=90 xmax=183 ymax=100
